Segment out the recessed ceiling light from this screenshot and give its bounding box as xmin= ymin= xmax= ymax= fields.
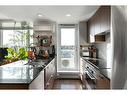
xmin=37 ymin=13 xmax=42 ymax=17
xmin=66 ymin=14 xmax=71 ymax=17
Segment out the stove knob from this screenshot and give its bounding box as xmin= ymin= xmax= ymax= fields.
xmin=91 ymin=71 xmax=94 ymax=74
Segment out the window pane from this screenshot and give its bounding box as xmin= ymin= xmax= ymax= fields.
xmin=2 ymin=30 xmax=33 ymax=47
xmin=61 ymin=28 xmax=75 ymax=46
xmin=29 ymin=30 xmax=33 ymax=45
xmin=3 ymin=30 xmax=14 ymax=46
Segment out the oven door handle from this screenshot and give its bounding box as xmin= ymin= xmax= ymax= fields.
xmin=86 ymin=71 xmax=96 ymax=80
xmin=85 ymin=68 xmax=96 ymax=80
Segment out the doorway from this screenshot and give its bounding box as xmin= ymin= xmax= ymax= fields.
xmin=57 ymin=24 xmax=80 ymax=78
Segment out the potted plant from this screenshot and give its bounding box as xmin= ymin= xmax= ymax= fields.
xmin=18 ymin=48 xmax=28 ymax=60
xmin=5 ymin=48 xmax=18 ymax=64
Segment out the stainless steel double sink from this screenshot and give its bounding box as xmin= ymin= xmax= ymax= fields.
xmin=24 ymin=59 xmax=48 ymax=68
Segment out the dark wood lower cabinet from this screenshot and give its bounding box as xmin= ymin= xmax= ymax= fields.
xmin=96 ymin=74 xmax=110 ymax=89
xmin=81 ymin=73 xmax=110 ymax=89
xmin=44 ymin=58 xmax=56 ymax=89
xmin=0 ymin=84 xmax=28 ymax=89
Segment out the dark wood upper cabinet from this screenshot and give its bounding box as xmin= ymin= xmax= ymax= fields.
xmin=88 ymin=16 xmax=96 ymax=43
xmin=100 ymin=6 xmax=111 ymax=33
xmin=87 ymin=6 xmax=111 ymax=43
xmin=94 ymin=8 xmax=101 ymax=35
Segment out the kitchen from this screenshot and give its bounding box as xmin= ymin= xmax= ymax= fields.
xmin=0 ymin=6 xmax=126 ymax=90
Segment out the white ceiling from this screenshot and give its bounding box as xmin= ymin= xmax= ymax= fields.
xmin=0 ymin=6 xmax=99 ymax=24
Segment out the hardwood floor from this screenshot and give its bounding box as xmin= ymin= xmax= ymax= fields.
xmin=52 ymin=79 xmax=83 ymax=90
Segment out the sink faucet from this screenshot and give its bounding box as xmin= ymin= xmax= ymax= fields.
xmin=28 ymin=59 xmax=32 ymax=63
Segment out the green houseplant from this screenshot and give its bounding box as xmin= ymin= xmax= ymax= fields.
xmin=4 ymin=47 xmax=28 ymax=64
xmin=3 ymin=22 xmax=31 ymax=65
xmin=18 ymin=48 xmax=28 ymax=60
xmin=5 ymin=48 xmax=18 ymax=63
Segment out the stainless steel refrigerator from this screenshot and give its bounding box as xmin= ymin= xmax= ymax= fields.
xmin=111 ymin=6 xmax=127 ymax=89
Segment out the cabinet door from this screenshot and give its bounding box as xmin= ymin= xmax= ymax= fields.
xmin=49 ymin=60 xmax=55 ymax=78
xmin=91 ymin=17 xmax=95 ymax=36
xmin=87 ymin=6 xmax=110 ymax=43
xmin=96 ymin=74 xmax=110 ymax=89
xmin=29 ymin=70 xmax=44 ymax=89
xmin=49 ymin=59 xmax=56 ymax=89
xmin=44 ymin=64 xmax=51 ymax=89
xmin=52 ymin=59 xmax=56 ymax=76
xmin=107 ymin=6 xmax=111 ymax=31
xmin=94 ymin=9 xmax=101 ymax=35
xmin=100 ymin=6 xmax=110 ymax=33
xmin=45 ymin=59 xmax=56 ymax=89
xmin=44 ymin=65 xmax=50 ymax=86
xmin=89 ymin=17 xmax=95 ymax=43
xmin=87 ymin=20 xmax=91 ymax=42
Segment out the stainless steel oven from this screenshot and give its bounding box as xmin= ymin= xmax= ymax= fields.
xmin=84 ymin=60 xmax=99 ymax=89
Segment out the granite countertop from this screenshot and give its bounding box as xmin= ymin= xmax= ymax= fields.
xmin=0 ymin=57 xmax=54 ymax=84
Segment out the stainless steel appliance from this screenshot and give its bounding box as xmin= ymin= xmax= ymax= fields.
xmin=112 ymin=6 xmax=127 ymax=89
xmin=84 ymin=60 xmax=99 ymax=89
xmin=85 ymin=63 xmax=98 ymax=79
xmin=80 ymin=46 xmax=90 ymax=57
xmin=81 ymin=45 xmax=97 ymax=58
xmin=82 ymin=57 xmax=111 ymax=89
xmin=84 ymin=58 xmax=111 ymax=78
